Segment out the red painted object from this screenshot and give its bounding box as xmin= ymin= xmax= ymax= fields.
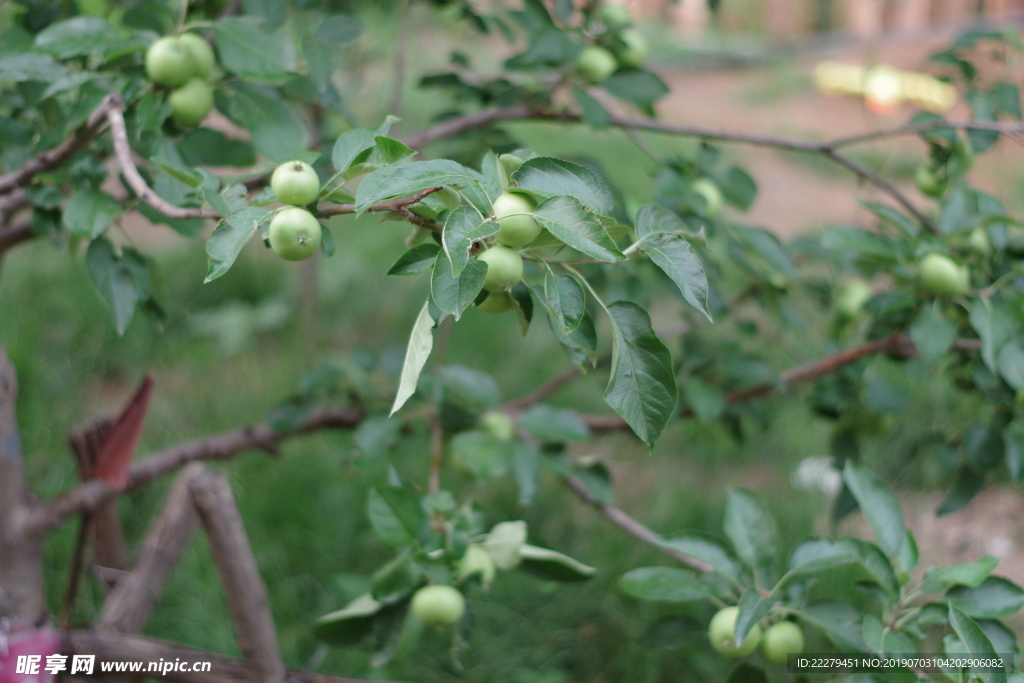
xmin=93 ymin=374 xmax=155 ymax=491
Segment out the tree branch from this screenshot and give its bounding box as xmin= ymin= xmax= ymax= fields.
xmin=61 ymin=630 xmax=398 ymax=683
xmin=29 ymin=406 xmax=364 ymax=534
xmin=0 ymin=221 xmax=33 ymax=257
xmin=578 ymin=334 xmax=984 ymax=431
xmin=0 ymin=95 xmax=120 ymax=196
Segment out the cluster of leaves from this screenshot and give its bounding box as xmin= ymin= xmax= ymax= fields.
xmin=618 ymin=464 xmax=1024 ymax=682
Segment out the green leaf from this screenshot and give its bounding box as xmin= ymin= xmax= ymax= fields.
xmin=719 ymin=166 xmax=757 ymax=210
xmin=450 ymin=430 xmax=510 ymax=479
xmin=837 ymin=538 xmax=899 ymax=596
xmin=439 ymin=365 xmax=502 ymax=410
xmin=797 ymin=602 xmax=868 ymax=652
xmin=518 ymin=404 xmax=590 ymax=443
xmin=924 ymin=556 xmax=1000 ymax=590
xmin=909 ymin=303 xmax=957 ymax=361
xmin=723 ymin=488 xmax=776 ymax=585
xmin=643 ymin=233 xmax=711 ymax=320
xmin=654 ymin=533 xmax=742 ymax=580
xmin=317 ymin=14 xmax=364 ymax=44
xmin=534 ymin=196 xmax=624 ymax=262
xmin=859 ymin=200 xmax=919 ymax=238
xmin=946 ymin=577 xmax=1024 ymax=619
xmin=603 ymin=68 xmax=669 ymax=104
xmin=821 ymin=227 xmax=903 ymax=261
xmin=86 ymin=238 xmax=139 ymax=336
xmin=366 ymin=487 xmax=424 ymax=547
xmin=733 ymin=225 xmax=795 ymax=277
xmin=948 ymin=606 xmax=1007 ymax=683
xmin=940 ymin=185 xmax=981 ymax=235
xmin=787 ymin=538 xmax=858 ymax=577
xmin=970 ymin=301 xmax=1014 ymax=372
xmin=511 ymin=441 xmax=540 ymax=505
xmin=548 ymin=306 xmax=599 ymax=370
xmin=204 ymin=207 xmax=271 ymax=283
xmin=0 ymin=52 xmax=68 ymax=82
xmin=544 ymin=270 xmax=585 ymax=335
xmin=996 ymin=340 xmax=1024 ymax=391
xmin=681 ymin=377 xmax=724 ymax=422
xmin=63 ymin=189 xmax=123 ymax=239
xmin=937 ymin=465 xmax=985 ymax=516
xmin=213 ymin=17 xmax=296 ymax=83
xmin=512 ymin=157 xmax=614 ymax=215
xmin=603 ymin=301 xmax=677 ymax=448
xmin=842 ymin=461 xmax=905 ymax=557
xmin=319 ymin=225 xmax=335 ymax=257
xmin=619 ymin=567 xmax=709 ymax=602
xmin=150 ymin=158 xmax=203 ymax=189
xmin=442 ymin=205 xmax=494 ymax=277
xmin=356 ymin=159 xmax=490 ymax=211
xmin=1003 ymin=421 xmax=1024 ymax=483
xmin=178 ymin=128 xmax=257 ymax=168
xmin=519 ymin=544 xmax=596 ymax=582
xmin=388 ymin=243 xmax=441 ymax=276
xmin=372 ymin=554 xmax=421 ymax=605
xmin=635 ymin=203 xmax=691 ymax=239
xmin=571 ymin=84 xmax=610 ymax=129
xmin=225 ymin=85 xmax=309 ymax=161
xmin=313 ymin=593 xmax=383 ymax=646
xmin=331 ymin=117 xmax=397 ymax=173
xmin=735 ymin=587 xmax=774 ymax=644
xmin=389 ymin=300 xmax=435 ymax=416
xmin=34 ymin=16 xmax=116 ymax=58
xmin=431 ymin=255 xmax=486 ymax=321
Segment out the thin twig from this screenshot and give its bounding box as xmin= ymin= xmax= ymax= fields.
xmin=428 ymin=419 xmax=443 ymax=494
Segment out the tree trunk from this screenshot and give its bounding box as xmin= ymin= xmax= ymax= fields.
xmin=0 ymin=344 xmax=46 ymax=625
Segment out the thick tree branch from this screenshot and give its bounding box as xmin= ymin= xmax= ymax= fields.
xmin=30 ymin=406 xmax=364 ymax=534
xmin=0 ymin=221 xmax=33 ymax=257
xmin=0 ymin=95 xmax=120 ymax=196
xmin=62 ymin=631 xmax=398 ymax=683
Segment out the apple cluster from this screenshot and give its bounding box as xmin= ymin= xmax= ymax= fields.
xmin=474 ymin=191 xmax=541 ymax=314
xmin=267 ymin=161 xmax=323 ymax=261
xmin=145 ymin=33 xmax=216 ymax=127
xmin=575 ymin=4 xmax=648 ymax=84
xmin=708 ymin=607 xmax=805 ymax=665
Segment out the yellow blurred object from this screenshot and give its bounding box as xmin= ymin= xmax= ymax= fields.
xmin=813 ymin=61 xmax=958 ymax=114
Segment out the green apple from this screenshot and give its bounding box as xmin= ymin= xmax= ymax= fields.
xmin=708 ymin=606 xmax=762 ymax=658
xmin=919 ymin=253 xmax=968 ymax=296
xmin=616 ymin=29 xmax=648 ymax=68
xmin=480 ymin=410 xmax=515 ymax=441
xmin=168 ymin=79 xmax=213 ymax=127
xmin=271 ymin=161 xmax=321 ymax=206
xmin=493 ymin=192 xmax=541 ymax=247
xmin=915 ymin=165 xmax=945 ymax=198
xmin=477 ymin=292 xmax=514 ymax=314
xmin=457 ymin=545 xmax=497 ymax=585
xmin=145 ymin=36 xmax=197 ymax=87
xmin=597 ymin=3 xmax=632 ymax=28
xmin=477 ymin=245 xmax=523 ymax=292
xmin=269 ymin=207 xmax=321 ymax=261
xmin=178 ymin=32 xmax=215 ymax=78
xmin=967 ymin=227 xmax=992 ymax=256
xmin=760 ymin=621 xmax=805 ymax=665
xmin=836 ymin=278 xmax=871 ymax=319
xmin=577 ymin=45 xmax=618 ymax=84
xmin=692 ymin=178 xmax=723 ymax=217
xmin=411 ymin=585 xmax=465 ymax=627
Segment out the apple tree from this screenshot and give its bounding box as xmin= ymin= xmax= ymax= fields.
xmin=0 ymin=1 xmax=1022 ymax=681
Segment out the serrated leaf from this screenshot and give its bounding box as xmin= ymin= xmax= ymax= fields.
xmin=356 ymin=159 xmax=492 ymax=211
xmin=213 ymin=17 xmax=296 ymax=83
xmin=724 ymin=489 xmax=776 ymax=586
xmin=389 ymin=300 xmax=435 ymax=416
xmin=948 ymin=606 xmax=1007 ymax=683
xmin=735 ymin=588 xmax=774 ymax=645
xmin=924 ymin=556 xmax=1000 ymax=590
xmin=86 ymin=238 xmax=139 ymax=336
xmin=619 ymin=567 xmax=709 ymax=602
xmin=34 ymin=16 xmax=116 ymax=58
xmin=534 ymin=196 xmax=624 ymax=262
xmin=204 ymin=207 xmax=271 ymax=283
xmin=946 ymin=577 xmax=1024 ymax=619
xmin=63 ymin=189 xmax=123 ymax=238
xmin=512 ymin=157 xmax=614 ymax=215
xmin=366 ymin=487 xmax=424 ymax=547
xmin=842 ymin=461 xmax=905 ymax=557
xmin=388 ymin=243 xmax=440 ymax=276
xmin=655 ymin=533 xmax=742 ymax=580
xmin=431 ymin=255 xmax=486 ymax=321
xmin=544 ymin=270 xmax=585 ymax=334
xmin=644 ymin=233 xmax=711 ymax=320
xmin=603 ymin=301 xmax=677 ymax=448
xmin=787 ymin=538 xmax=858 ymax=577
xmin=442 ymin=205 xmax=494 ymax=277
xmin=331 ymin=116 xmax=397 ymax=173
